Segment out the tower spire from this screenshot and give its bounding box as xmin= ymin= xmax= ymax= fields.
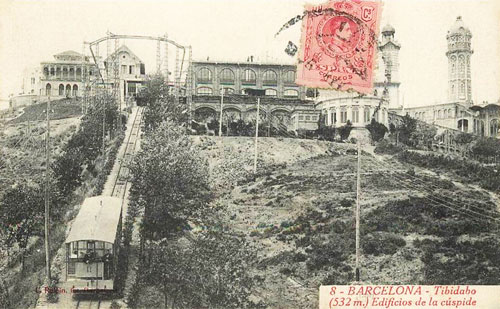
xmin=446 ymin=16 xmax=473 ymax=104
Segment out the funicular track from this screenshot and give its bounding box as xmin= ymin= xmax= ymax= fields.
xmin=110 ymin=106 xmax=144 ymax=201
xmin=73 ymin=106 xmax=143 ymax=309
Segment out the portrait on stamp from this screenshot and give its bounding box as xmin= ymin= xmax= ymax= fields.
xmin=296 ymin=0 xmax=382 ymax=93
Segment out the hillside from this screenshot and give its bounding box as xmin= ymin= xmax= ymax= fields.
xmin=194 ymin=136 xmax=500 ymax=308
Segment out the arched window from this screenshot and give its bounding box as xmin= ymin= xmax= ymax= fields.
xmin=43 ymin=66 xmax=49 ymax=77
xmin=45 ymin=83 xmax=51 ymax=96
xmin=459 ymin=55 xmax=465 ymax=77
xmin=263 ymin=70 xmax=277 ymax=85
xmin=59 ymin=84 xmax=64 ymax=96
xmin=50 ymin=67 xmax=55 ymax=76
xmin=265 ymin=89 xmax=277 ymax=96
xmin=241 ymin=69 xmax=256 ymax=84
xmin=448 ymin=109 xmax=453 ymax=118
xmin=72 ymin=84 xmax=78 ymax=97
xmin=66 ymin=84 xmax=71 ymax=97
xmin=490 ymin=119 xmax=499 ymax=136
xmin=219 ymin=68 xmax=235 ymax=84
xmin=63 ymin=67 xmax=68 ymax=79
xmin=283 ymin=70 xmax=296 ymax=84
xmin=197 ymin=87 xmax=213 ymax=95
xmin=76 ymin=68 xmax=82 ymax=79
xmin=69 ymin=67 xmax=75 ymax=79
xmin=443 ymin=109 xmax=447 ymax=118
xmin=438 ymin=110 xmax=442 ymax=118
xmin=460 ymin=82 xmax=465 ymax=95
xmin=283 ymin=89 xmax=298 ymax=97
xmin=196 ymin=67 xmax=212 ymax=82
xmin=56 ymin=67 xmax=61 ymax=78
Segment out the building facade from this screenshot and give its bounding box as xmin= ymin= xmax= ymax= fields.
xmin=191 ymin=60 xmax=316 ymax=131
xmin=103 ymin=45 xmax=146 ymax=101
xmin=401 ymin=16 xmax=499 ymax=138
xmin=192 ymin=60 xmax=307 ymax=99
xmin=39 ymin=50 xmax=96 ymax=99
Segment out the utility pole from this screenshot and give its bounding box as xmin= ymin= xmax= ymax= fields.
xmin=355 ymin=139 xmax=361 ymax=282
xmin=44 ymin=97 xmax=52 ymax=283
xmin=219 ymin=87 xmax=224 ymax=137
xmin=253 ymin=97 xmax=260 ymax=174
xmin=102 ymin=97 xmax=106 ymax=155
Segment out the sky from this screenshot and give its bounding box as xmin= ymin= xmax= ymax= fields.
xmin=0 ymin=0 xmax=499 ymax=108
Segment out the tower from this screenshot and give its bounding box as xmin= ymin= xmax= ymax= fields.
xmin=446 ymin=16 xmax=473 ymax=104
xmin=376 ymin=24 xmax=401 ymax=110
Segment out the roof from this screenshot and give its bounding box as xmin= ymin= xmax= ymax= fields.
xmin=382 ymin=24 xmax=395 ymax=34
xmin=65 ymin=196 xmax=122 ymax=244
xmin=448 ymin=16 xmax=471 ymax=36
xmin=55 ymin=50 xmax=83 ymax=57
xmin=105 ymin=45 xmax=143 ymax=62
xmin=192 ymin=60 xmax=296 ymax=68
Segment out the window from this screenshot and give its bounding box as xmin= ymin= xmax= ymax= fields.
xmin=263 ymin=70 xmax=277 ymax=85
xmin=330 ymin=111 xmax=335 ymax=124
xmin=283 ymin=89 xmax=298 ymax=97
xmin=219 ymin=68 xmax=235 ymax=84
xmin=352 ymin=109 xmax=359 ymax=123
xmin=443 ymin=110 xmax=447 ymax=118
xmin=283 ymin=70 xmax=296 ymax=84
xmin=197 ymin=87 xmax=213 ymax=95
xmin=340 ymin=110 xmax=347 ymax=123
xmin=50 ymin=68 xmax=55 ymax=76
xmin=45 ymin=83 xmax=51 ymax=96
xmin=241 ymin=69 xmax=256 ymax=84
xmin=438 ymin=110 xmax=442 ymax=118
xmin=68 ymin=262 xmax=76 ymax=275
xmin=265 ymin=89 xmax=277 ymax=96
xmin=197 ymin=67 xmax=212 ymax=82
xmin=305 ymin=115 xmax=311 ymax=121
xmin=364 ymin=108 xmax=371 ymax=123
xmin=129 ymin=65 xmax=134 ymax=74
xmin=140 ymin=63 xmax=146 ymax=75
xmin=121 ymin=65 xmax=127 ymax=74
xmin=460 ymin=82 xmax=465 ymax=95
xmin=299 ymin=115 xmax=304 ymax=120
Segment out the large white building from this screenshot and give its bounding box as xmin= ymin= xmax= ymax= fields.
xmin=316 ymin=16 xmax=499 ymax=138
xmin=403 ymin=16 xmax=499 ymax=137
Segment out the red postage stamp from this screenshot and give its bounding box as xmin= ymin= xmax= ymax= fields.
xmin=296 ymin=0 xmax=382 ymax=93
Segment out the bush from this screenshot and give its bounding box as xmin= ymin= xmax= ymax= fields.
xmin=374 ymin=139 xmax=404 ymax=155
xmin=366 ymin=119 xmax=388 ymax=142
xmin=362 ymin=232 xmax=406 ymax=256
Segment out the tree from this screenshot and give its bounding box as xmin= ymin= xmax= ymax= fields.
xmin=366 ymin=119 xmax=388 ymax=142
xmin=129 ymin=120 xmax=212 ymax=240
xmin=409 ymin=123 xmax=437 ymax=149
xmin=139 ymin=74 xmax=188 ymax=131
xmin=146 ymin=230 xmax=256 ymax=308
xmin=396 ymin=114 xmax=417 ymax=146
xmin=316 ymin=114 xmax=336 ymax=141
xmin=338 ymin=120 xmax=353 ymax=141
xmin=0 ymin=184 xmax=44 ymax=271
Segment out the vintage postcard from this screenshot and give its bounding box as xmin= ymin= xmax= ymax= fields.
xmin=0 ymin=0 xmax=500 ymax=308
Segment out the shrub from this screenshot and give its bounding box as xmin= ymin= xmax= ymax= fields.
xmin=366 ymin=119 xmax=388 ymax=142
xmin=362 ymin=232 xmax=406 ymax=256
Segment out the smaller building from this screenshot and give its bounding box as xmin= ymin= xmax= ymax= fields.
xmin=103 ymin=45 xmax=146 ymax=101
xmin=40 ymin=50 xmax=97 ymax=99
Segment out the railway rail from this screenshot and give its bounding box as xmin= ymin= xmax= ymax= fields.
xmin=111 ymin=106 xmax=144 ymax=201
xmin=71 ymin=106 xmax=144 ymax=309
